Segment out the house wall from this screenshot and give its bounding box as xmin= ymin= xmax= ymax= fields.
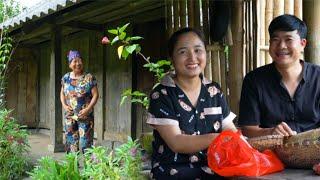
xmin=6 ymin=48 xmax=38 ymax=127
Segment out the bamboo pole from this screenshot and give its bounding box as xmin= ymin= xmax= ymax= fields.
xmin=173 ymin=0 xmax=180 ymax=31
xmin=244 ymin=0 xmax=249 ymax=73
xmin=303 ymin=0 xmax=320 ymax=64
xmin=179 ymin=0 xmax=187 ymax=28
xmin=249 ymin=0 xmax=254 ymax=70
xmin=211 ymin=44 xmax=221 ymax=85
xmin=220 ymin=49 xmax=227 ymax=95
xmin=187 ymin=0 xmax=194 ymax=27
xmin=252 ymin=0 xmax=258 ymax=69
xmin=194 ymin=0 xmax=201 ymax=29
xmin=294 ymin=0 xmax=302 ymax=19
xmin=202 ymin=0 xmax=212 ymax=80
xmin=273 ymin=0 xmax=284 ymax=18
xmin=260 ymin=0 xmax=266 ymax=66
xmin=166 ymin=0 xmax=173 ymax=38
xmin=284 ymin=0 xmax=294 ymax=14
xmin=229 ymin=0 xmax=243 ymax=122
xmin=265 ymin=0 xmax=273 ymax=64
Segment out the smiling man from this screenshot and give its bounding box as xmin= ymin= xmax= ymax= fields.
xmin=238 ymin=14 xmax=320 ymax=137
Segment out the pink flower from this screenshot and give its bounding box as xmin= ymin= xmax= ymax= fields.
xmin=101 ymin=36 xmax=110 ymax=44
xmin=130 ymin=147 xmax=137 ymax=157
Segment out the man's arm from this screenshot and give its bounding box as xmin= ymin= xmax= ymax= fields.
xmin=242 ymin=122 xmax=297 ymax=138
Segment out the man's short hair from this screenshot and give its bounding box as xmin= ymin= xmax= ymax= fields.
xmin=268 ymin=14 xmax=307 ymax=39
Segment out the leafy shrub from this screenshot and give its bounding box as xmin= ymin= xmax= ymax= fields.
xmin=0 ymin=109 xmax=30 ymax=179
xmin=29 ymin=137 xmax=145 ymax=180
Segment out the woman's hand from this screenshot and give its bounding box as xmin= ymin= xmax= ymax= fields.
xmin=78 ymin=107 xmax=91 ymax=119
xmin=62 ymin=104 xmax=73 ymax=113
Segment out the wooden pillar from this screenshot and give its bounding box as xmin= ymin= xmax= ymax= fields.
xmin=48 ymin=25 xmax=64 ymax=152
xmin=229 ymin=0 xmax=243 ymax=123
xmin=89 ymin=31 xmax=105 ymax=145
xmin=303 ymin=0 xmax=320 ymax=64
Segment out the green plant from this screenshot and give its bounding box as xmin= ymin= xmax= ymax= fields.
xmin=103 ymin=23 xmax=173 ymax=109
xmin=28 ymin=153 xmax=81 ymax=180
xmin=29 ymin=137 xmax=145 ymax=180
xmin=0 ymin=109 xmax=30 ymax=179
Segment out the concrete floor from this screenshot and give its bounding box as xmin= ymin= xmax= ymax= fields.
xmin=27 ymin=131 xmax=65 ymax=164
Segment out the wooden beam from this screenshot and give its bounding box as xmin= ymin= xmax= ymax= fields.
xmin=62 ymin=20 xmax=103 ymax=31
xmin=48 ymin=25 xmax=64 ymax=152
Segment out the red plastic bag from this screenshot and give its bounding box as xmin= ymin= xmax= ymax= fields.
xmin=207 ymin=130 xmax=284 ymax=177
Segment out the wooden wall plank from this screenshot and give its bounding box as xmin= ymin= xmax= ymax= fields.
xmin=179 ymin=0 xmax=187 ymax=28
xmin=17 ymin=60 xmax=27 ymax=124
xmin=26 ymin=56 xmax=37 ymax=126
xmin=187 ymin=0 xmax=194 ymax=27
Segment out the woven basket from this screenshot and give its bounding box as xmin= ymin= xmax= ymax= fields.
xmin=247 ymin=134 xmax=284 ymax=152
xmin=247 ymin=128 xmax=320 ymax=168
xmin=275 ymin=128 xmax=320 ymax=168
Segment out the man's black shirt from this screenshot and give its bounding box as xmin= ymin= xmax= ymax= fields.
xmin=238 ymin=61 xmax=320 ymax=133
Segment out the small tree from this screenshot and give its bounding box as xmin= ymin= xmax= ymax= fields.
xmin=102 ymin=23 xmax=173 ymax=109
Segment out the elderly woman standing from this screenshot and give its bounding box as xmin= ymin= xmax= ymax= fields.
xmin=147 ymin=28 xmax=237 ymax=179
xmin=60 ymin=50 xmax=99 ymax=153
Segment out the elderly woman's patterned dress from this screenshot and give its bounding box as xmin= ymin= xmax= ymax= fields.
xmin=147 ymin=73 xmax=236 ymax=179
xmin=61 ymin=72 xmax=97 ymax=153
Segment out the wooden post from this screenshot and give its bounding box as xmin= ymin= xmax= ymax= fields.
xmin=48 ymin=25 xmax=64 ymax=152
xmin=273 ymin=0 xmax=284 ymax=17
xmin=303 ymin=0 xmax=320 ymax=64
xmin=89 ymin=31 xmax=105 ymax=145
xmin=294 ymin=0 xmax=302 ymax=19
xmin=180 ymin=0 xmax=187 ymax=28
xmin=229 ymin=0 xmax=243 ymax=123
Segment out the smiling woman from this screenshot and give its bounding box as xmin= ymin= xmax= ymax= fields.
xmin=146 ymin=28 xmax=237 ymax=179
xmin=60 ymin=50 xmax=99 ymax=154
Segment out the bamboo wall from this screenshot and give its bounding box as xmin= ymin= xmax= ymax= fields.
xmin=165 ymin=0 xmax=231 ymax=103
xmin=246 ymin=0 xmax=302 ymax=73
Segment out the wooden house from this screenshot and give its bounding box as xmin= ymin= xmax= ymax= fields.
xmin=1 ymin=0 xmax=319 ymax=151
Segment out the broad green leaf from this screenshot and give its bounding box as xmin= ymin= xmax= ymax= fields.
xmin=117 ymin=46 xmax=124 ymax=59
xmin=111 ymin=36 xmax=119 ymax=45
xmin=119 ymin=23 xmax=130 ymax=33
xmin=130 ymin=36 xmax=143 ymax=41
xmin=120 ymin=95 xmax=128 ymax=106
xmin=125 ymin=44 xmax=136 ymax=54
xmin=121 ymin=48 xmax=130 ymax=60
xmin=156 ymin=60 xmax=171 ymax=66
xmin=135 ymin=44 xmax=141 ymax=54
xmin=108 ymin=29 xmax=118 ymax=35
xmin=119 ymin=32 xmax=126 ymax=40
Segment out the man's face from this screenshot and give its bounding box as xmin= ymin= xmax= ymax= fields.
xmin=269 ymin=30 xmax=306 ymax=67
